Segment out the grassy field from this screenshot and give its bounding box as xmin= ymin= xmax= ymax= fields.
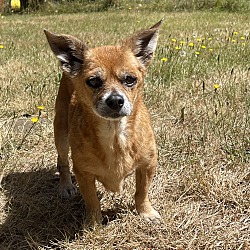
xmin=0 ymin=9 xmax=250 ymax=249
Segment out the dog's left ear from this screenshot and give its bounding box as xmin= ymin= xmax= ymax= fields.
xmin=124 ymin=19 xmax=162 ymax=68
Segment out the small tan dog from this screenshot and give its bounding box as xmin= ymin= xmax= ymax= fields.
xmin=44 ymin=20 xmax=162 ymax=225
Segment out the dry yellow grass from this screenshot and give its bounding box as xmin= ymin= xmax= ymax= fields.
xmin=0 ymin=11 xmax=249 ymax=249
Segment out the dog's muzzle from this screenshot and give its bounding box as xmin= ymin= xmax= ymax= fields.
xmin=95 ymin=91 xmax=132 ymax=120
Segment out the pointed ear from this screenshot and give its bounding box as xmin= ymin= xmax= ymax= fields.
xmin=124 ymin=19 xmax=162 ymax=67
xmin=44 ymin=30 xmax=88 ymax=76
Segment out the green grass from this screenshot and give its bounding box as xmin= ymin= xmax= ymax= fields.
xmin=6 ymin=0 xmax=250 ymax=15
xmin=0 ymin=10 xmax=250 ymax=249
xmin=15 ymin=0 xmax=250 ymax=14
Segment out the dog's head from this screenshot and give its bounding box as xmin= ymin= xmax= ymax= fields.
xmin=44 ymin=20 xmax=162 ymax=120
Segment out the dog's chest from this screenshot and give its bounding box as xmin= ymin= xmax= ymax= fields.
xmin=98 ymin=118 xmax=127 ymax=151
xmin=95 ymin=119 xmax=135 ymax=192
xmin=71 ymin=116 xmax=136 ymax=193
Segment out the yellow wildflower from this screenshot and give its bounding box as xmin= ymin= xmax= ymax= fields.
xmin=233 ymin=31 xmax=238 ymax=35
xmin=209 ymin=48 xmax=213 ymax=52
xmin=161 ymin=57 xmax=168 ymax=62
xmin=214 ymin=84 xmax=220 ymax=89
xmin=195 ymin=51 xmax=200 ymax=55
xmin=188 ymin=42 xmax=194 ymax=47
xmin=232 ymin=39 xmax=237 ymax=43
xmin=172 ymin=38 xmax=177 ymax=43
xmin=197 ymin=38 xmax=202 ymax=42
xmin=31 ymin=117 xmax=39 ymax=123
xmin=201 ymin=45 xmax=206 ymax=49
xmin=175 ymin=46 xmax=181 ymax=50
xmin=208 ymin=37 xmax=212 ymax=41
xmin=240 ymin=36 xmax=245 ymax=40
xmin=37 ymin=106 xmax=45 ymax=110
xmin=0 ymin=44 xmax=4 ymax=49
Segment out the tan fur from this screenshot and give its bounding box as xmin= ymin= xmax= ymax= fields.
xmin=44 ymin=20 xmax=162 ymax=225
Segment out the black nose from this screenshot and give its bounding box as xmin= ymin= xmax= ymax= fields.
xmin=105 ymin=94 xmax=124 ymax=111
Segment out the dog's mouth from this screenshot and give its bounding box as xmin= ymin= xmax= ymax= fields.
xmin=93 ymin=106 xmax=131 ymax=120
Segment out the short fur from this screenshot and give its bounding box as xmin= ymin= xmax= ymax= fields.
xmin=44 ymin=20 xmax=162 ymax=225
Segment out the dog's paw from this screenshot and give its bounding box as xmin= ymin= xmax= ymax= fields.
xmin=139 ymin=209 xmax=161 ymax=224
xmin=84 ymin=210 xmax=102 ymax=228
xmin=59 ymin=183 xmax=78 ymax=198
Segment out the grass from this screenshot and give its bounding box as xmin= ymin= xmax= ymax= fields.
xmin=0 ymin=10 xmax=250 ymax=249
xmin=13 ymin=0 xmax=250 ymax=14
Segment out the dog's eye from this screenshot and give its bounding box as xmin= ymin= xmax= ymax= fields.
xmin=86 ymin=77 xmax=103 ymax=89
xmin=124 ymin=75 xmax=137 ymax=87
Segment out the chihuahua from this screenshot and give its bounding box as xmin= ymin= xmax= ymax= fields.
xmin=44 ymin=20 xmax=162 ymax=225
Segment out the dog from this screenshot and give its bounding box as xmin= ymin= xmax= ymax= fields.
xmin=44 ymin=20 xmax=162 ymax=225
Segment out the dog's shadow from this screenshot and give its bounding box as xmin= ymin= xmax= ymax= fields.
xmin=0 ymin=168 xmax=124 ymax=249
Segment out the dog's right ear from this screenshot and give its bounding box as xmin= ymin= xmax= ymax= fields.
xmin=44 ymin=30 xmax=88 ymax=77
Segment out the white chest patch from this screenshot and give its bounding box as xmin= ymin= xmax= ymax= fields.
xmin=98 ymin=117 xmax=128 ymax=150
xmin=117 ymin=117 xmax=127 ymax=149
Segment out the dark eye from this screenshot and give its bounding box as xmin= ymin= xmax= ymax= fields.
xmin=123 ymin=75 xmax=137 ymax=87
xmin=86 ymin=77 xmax=103 ymax=89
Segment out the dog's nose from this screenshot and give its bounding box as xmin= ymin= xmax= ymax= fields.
xmin=106 ymin=94 xmax=124 ymax=111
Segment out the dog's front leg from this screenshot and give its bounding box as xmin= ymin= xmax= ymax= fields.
xmin=54 ymin=75 xmax=77 ymax=198
xmin=55 ymin=116 xmax=77 ymax=198
xmin=75 ymin=171 xmax=102 ymax=226
xmin=135 ymin=165 xmax=161 ymax=223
